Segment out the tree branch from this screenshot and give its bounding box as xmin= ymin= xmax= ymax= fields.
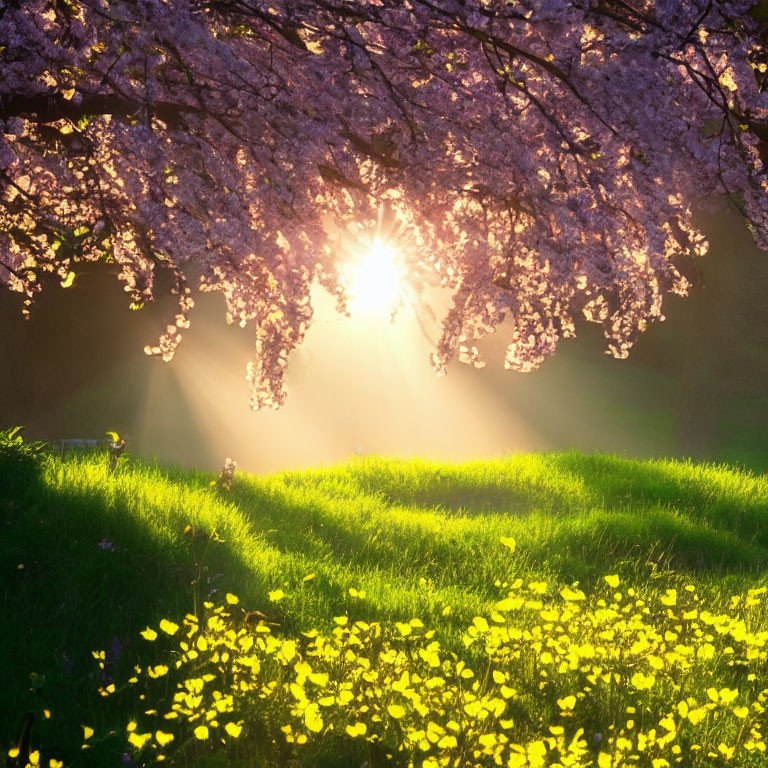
xmin=0 ymin=92 xmax=200 ymax=128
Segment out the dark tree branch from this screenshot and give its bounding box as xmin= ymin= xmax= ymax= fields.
xmin=0 ymin=92 xmax=200 ymax=128
xmin=0 ymin=258 xmax=27 ymax=281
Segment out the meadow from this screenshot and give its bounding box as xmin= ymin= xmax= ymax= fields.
xmin=2 ymin=434 xmax=768 ymax=767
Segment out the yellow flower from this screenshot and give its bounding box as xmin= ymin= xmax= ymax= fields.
xmin=304 ymin=704 xmax=323 ymax=732
xmin=719 ymin=743 xmax=735 ymax=760
xmin=660 ymin=589 xmax=677 ymax=607
xmin=557 ymin=695 xmax=576 ymax=711
xmin=280 ymin=639 xmax=296 ymax=663
xmin=687 ymin=707 xmax=708 ymax=725
xmin=128 ymin=732 xmax=152 ymax=749
xmin=148 ymin=665 xmax=169 ymax=678
xmin=697 ymin=643 xmax=716 ymax=660
xmin=659 ymin=716 xmax=675 ymax=732
xmin=631 ymin=672 xmax=655 ymax=690
xmin=345 ymin=722 xmax=367 ymax=738
xmin=159 ymin=619 xmax=179 ymax=635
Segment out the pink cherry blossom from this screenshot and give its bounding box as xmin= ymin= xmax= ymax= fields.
xmin=2 ymin=1 xmax=767 ymax=408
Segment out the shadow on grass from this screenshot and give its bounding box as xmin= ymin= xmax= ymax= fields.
xmin=333 ymin=457 xmax=586 ymax=516
xmin=242 ymin=455 xmax=768 ymax=584
xmin=230 ymin=455 xmax=768 ymax=594
xmin=541 ymin=452 xmax=768 ymax=546
xmin=0 ymin=462 xmax=250 ymax=765
xmin=228 ymin=475 xmax=519 ymax=601
xmin=534 ymin=507 xmax=768 ymax=585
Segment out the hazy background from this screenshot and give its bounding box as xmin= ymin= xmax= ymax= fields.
xmin=2 ymin=203 xmax=767 ymax=474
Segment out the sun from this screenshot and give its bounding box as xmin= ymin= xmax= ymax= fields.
xmin=346 ymin=238 xmax=403 ymax=312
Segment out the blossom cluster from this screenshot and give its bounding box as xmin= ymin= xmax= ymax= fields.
xmin=3 ymin=1 xmax=768 ymax=405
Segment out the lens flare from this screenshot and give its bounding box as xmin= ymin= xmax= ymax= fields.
xmin=347 ymin=239 xmax=402 ymax=312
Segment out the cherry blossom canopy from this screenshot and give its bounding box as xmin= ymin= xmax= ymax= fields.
xmin=2 ymin=0 xmax=767 ymax=408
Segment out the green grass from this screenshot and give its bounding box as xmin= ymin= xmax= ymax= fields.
xmin=1 ymin=449 xmax=768 ymax=766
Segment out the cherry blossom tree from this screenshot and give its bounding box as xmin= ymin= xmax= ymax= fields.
xmin=2 ymin=0 xmax=768 ymax=409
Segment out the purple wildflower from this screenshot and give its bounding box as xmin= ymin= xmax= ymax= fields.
xmin=108 ymin=636 xmax=123 ymax=666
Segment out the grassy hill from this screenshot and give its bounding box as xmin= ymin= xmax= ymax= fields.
xmin=2 ymin=446 xmax=768 ymax=767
